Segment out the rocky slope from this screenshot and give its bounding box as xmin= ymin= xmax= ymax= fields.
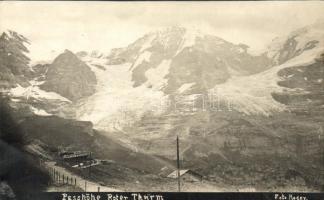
xmin=106 ymin=26 xmax=272 ymax=94
xmin=0 ymin=96 xmax=50 ymax=200
xmin=267 ymin=22 xmax=324 ymax=65
xmin=0 ymin=30 xmax=32 ymax=89
xmin=40 ymin=50 xmax=97 ymax=102
xmin=211 ymin=22 xmax=324 ymax=116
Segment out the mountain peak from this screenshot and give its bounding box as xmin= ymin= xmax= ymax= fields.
xmin=55 ymin=49 xmax=78 ymax=60
xmin=148 ymin=26 xmax=204 ymax=40
xmin=154 ymin=26 xmax=186 ymax=34
xmin=0 ymin=32 xmax=9 ymax=40
xmin=1 ymin=30 xmax=30 ymax=45
xmin=63 ymin=49 xmax=75 ymax=55
xmin=266 ymin=22 xmax=324 ymax=64
xmin=151 ymin=26 xmax=203 ymax=35
xmin=51 ymin=50 xmax=87 ymax=71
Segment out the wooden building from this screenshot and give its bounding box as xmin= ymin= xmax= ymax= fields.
xmin=58 ymin=151 xmax=92 ymax=165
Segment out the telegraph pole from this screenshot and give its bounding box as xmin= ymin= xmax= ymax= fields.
xmin=319 ymin=126 xmax=324 ymax=191
xmin=177 ymin=136 xmax=181 ymax=192
xmin=319 ymin=126 xmax=324 ymax=170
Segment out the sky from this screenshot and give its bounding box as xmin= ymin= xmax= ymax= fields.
xmin=1 ymin=1 xmax=324 ymax=62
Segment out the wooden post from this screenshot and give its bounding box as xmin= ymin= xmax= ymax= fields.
xmin=89 ymin=152 xmax=92 ymax=177
xmin=89 ymin=163 xmax=91 ymax=177
xmin=98 ymin=187 xmax=100 ymax=192
xmin=75 ymin=178 xmax=77 ymax=186
xmin=322 ymin=140 xmax=324 ymax=170
xmin=85 ymin=181 xmax=87 ymax=192
xmin=177 ymin=136 xmax=181 ymax=192
xmin=63 ymin=174 xmax=65 ymax=184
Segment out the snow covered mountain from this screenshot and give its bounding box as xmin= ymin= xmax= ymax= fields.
xmin=267 ymin=22 xmax=324 ymax=65
xmin=96 ymin=23 xmax=324 ymax=170
xmin=2 ymin=23 xmax=323 ymax=128
xmin=211 ymin=22 xmax=324 ymax=116
xmin=107 ymin=26 xmax=272 ymax=94
xmin=75 ymin=23 xmax=324 ymax=130
xmin=75 ymin=26 xmax=275 ymax=129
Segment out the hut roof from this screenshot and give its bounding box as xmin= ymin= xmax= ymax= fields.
xmin=167 ymin=169 xmax=191 ymax=178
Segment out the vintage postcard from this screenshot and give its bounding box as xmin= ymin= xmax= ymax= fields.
xmin=0 ymin=1 xmax=324 ymax=199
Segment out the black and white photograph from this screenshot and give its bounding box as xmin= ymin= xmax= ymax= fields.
xmin=0 ymin=1 xmax=324 ymax=199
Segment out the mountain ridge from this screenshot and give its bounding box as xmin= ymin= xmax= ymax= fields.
xmin=1 ymin=23 xmax=324 ymax=124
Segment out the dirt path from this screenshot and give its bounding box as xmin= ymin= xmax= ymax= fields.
xmin=45 ymin=161 xmax=121 ymax=192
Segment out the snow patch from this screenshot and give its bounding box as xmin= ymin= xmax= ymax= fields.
xmin=176 ymin=29 xmax=204 ymax=55
xmin=30 ymin=106 xmax=52 ymax=116
xmin=145 ymin=60 xmax=171 ymax=90
xmin=177 ymin=83 xmax=195 ymax=93
xmin=10 ymin=84 xmax=71 ymax=102
xmin=131 ymin=51 xmax=152 ymax=70
xmin=76 ymin=60 xmax=168 ymax=131
xmin=30 ymin=80 xmax=45 ymax=86
xmin=82 ymin=54 xmax=108 ymax=68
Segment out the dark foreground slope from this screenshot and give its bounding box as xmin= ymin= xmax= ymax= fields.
xmin=0 ymin=96 xmax=50 ymax=200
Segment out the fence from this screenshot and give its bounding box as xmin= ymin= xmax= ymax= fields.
xmin=41 ymin=161 xmax=102 ymax=192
